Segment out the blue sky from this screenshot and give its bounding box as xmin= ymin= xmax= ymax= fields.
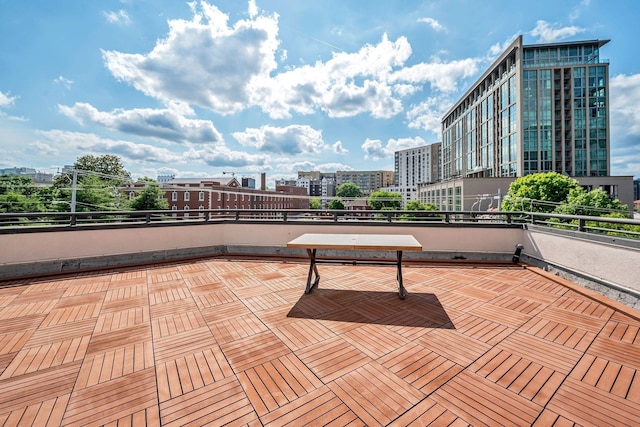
xmin=1 ymin=0 xmax=638 ymax=185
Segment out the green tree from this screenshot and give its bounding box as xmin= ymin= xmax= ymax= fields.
xmin=0 ymin=175 xmax=38 ymax=196
xmin=401 ymin=200 xmax=439 ymax=221
xmin=130 ymin=183 xmax=169 ymax=210
xmin=368 ymin=190 xmax=402 ymax=210
xmin=309 ymin=198 xmax=321 ymax=210
xmin=554 ymin=188 xmax=628 ymax=217
xmin=71 ymin=175 xmax=118 ymax=212
xmin=0 ymin=191 xmax=45 ymax=213
xmin=501 ymin=172 xmax=581 ymax=213
xmin=335 ymin=183 xmax=363 ymax=199
xmin=328 ymin=198 xmax=345 ymax=210
xmin=53 ymin=155 xmax=132 ymax=211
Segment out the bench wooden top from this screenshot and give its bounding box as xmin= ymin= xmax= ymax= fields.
xmin=286 ymin=233 xmax=422 ymax=251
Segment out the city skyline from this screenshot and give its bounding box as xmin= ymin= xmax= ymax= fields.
xmin=1 ymin=0 xmax=638 ymax=185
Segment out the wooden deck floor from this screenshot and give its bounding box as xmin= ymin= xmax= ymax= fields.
xmin=0 ymin=258 xmax=639 ymax=426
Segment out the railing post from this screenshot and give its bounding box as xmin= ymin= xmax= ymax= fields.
xmin=70 ymin=213 xmax=77 ymax=226
xmin=145 ymin=212 xmax=151 ymax=224
xmin=283 ymin=212 xmax=288 ymax=222
xmin=578 ymin=218 xmax=586 ymax=232
xmin=235 ymin=210 xmax=240 ymax=221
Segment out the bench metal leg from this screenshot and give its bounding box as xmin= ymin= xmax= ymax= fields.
xmin=305 ymin=248 xmax=320 ymax=294
xmin=396 ymin=250 xmax=406 ymax=299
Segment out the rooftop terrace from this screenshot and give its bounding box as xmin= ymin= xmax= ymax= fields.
xmin=1 ymin=209 xmax=639 ymax=425
xmin=1 ymin=255 xmax=639 ymax=426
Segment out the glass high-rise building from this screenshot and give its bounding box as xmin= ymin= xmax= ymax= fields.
xmin=441 ymin=35 xmax=610 ymax=180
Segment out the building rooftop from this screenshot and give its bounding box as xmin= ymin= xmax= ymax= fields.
xmin=1 ymin=257 xmax=638 ymax=425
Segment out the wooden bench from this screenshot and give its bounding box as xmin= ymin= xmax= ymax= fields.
xmin=287 ymin=233 xmax=422 ymax=299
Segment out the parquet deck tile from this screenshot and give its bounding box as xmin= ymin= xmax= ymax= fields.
xmin=160 ymin=375 xmax=258 ymax=427
xmin=0 ymin=259 xmax=639 ymax=425
xmin=601 ymin=318 xmax=640 ymax=343
xmin=469 ymin=347 xmax=565 ymax=406
xmin=0 ymin=335 xmax=90 ymax=379
xmin=453 ymin=313 xmax=514 ymax=345
xmin=61 ymin=282 xmax=110 ymax=297
xmin=151 ymin=310 xmax=207 ymax=338
xmin=432 ymin=370 xmax=542 ymax=426
xmin=586 ymin=333 xmax=640 ymax=368
xmin=520 ymin=316 xmax=596 ymax=351
xmin=295 ymin=336 xmax=372 ymax=383
xmin=61 ymin=367 xmax=158 ymax=426
xmin=343 ymin=324 xmax=410 ymax=359
xmin=25 ymin=318 xmax=96 ymax=348
xmin=0 ymin=330 xmax=34 ymax=355
xmin=75 ymin=341 xmax=153 ymax=389
xmin=417 ymin=329 xmax=492 ymax=367
xmin=10 ymin=289 xmax=66 ymax=305
xmin=0 ymin=361 xmax=80 ymax=415
xmin=273 ymin=319 xmax=336 ymax=350
xmin=149 ymin=297 xmax=198 ymax=319
xmin=95 ymin=306 xmax=149 ymax=333
xmin=379 ymin=343 xmax=463 ymax=395
xmin=220 ymin=331 xmax=292 ymax=373
xmin=546 ymin=376 xmax=640 ymax=427
xmin=328 ymin=361 xmax=424 ymax=427
xmin=86 ymin=323 xmax=151 ymax=355
xmin=571 ymin=353 xmax=640 ymax=402
xmin=260 ymin=385 xmax=359 ymax=427
xmin=0 ymin=393 xmax=70 ymax=427
xmin=238 ymin=353 xmax=324 ymax=416
xmin=241 ymin=292 xmax=290 ymax=312
xmin=389 ymin=399 xmax=470 ymax=426
xmin=534 ymin=305 xmax=610 ymax=333
xmin=101 ymin=294 xmax=148 ymax=313
xmin=495 ymin=330 xmax=582 ymax=375
xmin=153 ymin=326 xmax=218 ymax=363
xmin=183 ymin=273 xmax=223 ymax=290
xmin=208 ymin=313 xmax=270 ymax=344
xmin=469 ymin=300 xmax=535 ymax=329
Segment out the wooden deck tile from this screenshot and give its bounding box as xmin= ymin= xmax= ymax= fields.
xmin=328 ymin=361 xmax=424 ymax=427
xmin=432 ymin=370 xmax=542 ymax=426
xmin=220 ymin=331 xmax=292 ymax=373
xmin=0 ymin=259 xmax=638 ymax=425
xmin=62 ymin=368 xmax=158 ymax=426
xmin=546 ymin=376 xmax=640 ymax=426
xmin=160 ymin=376 xmax=258 ymax=427
xmin=417 ymin=329 xmax=492 ymax=367
xmin=295 ymin=336 xmax=372 ymax=383
xmin=238 ymin=353 xmax=323 ymax=416
xmin=0 ymin=361 xmax=80 ymax=415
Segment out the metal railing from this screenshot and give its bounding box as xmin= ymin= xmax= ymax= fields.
xmin=1 ymin=209 xmax=639 ymax=239
xmin=0 ymin=209 xmax=522 ymax=229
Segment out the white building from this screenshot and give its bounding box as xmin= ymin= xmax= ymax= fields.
xmin=391 ymin=143 xmax=441 ymax=205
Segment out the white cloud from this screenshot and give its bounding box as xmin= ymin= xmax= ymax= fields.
xmin=187 ymin=145 xmax=268 ymax=167
xmin=247 ymin=0 xmax=258 ymax=19
xmin=417 ymin=17 xmax=445 ymax=32
xmin=317 ymin=162 xmax=353 ymax=172
xmin=529 ymin=20 xmax=585 ymax=43
xmin=233 ymin=124 xmax=325 ymax=154
xmin=389 ymin=58 xmax=479 ymax=93
xmin=35 ymin=130 xmax=185 ymax=164
xmin=103 ymin=9 xmax=131 ymax=25
xmin=332 ymin=140 xmax=348 ymax=154
xmin=99 ymin=2 xmax=489 ymax=125
xmin=102 ymin=2 xmax=280 ymax=115
xmin=610 ymin=73 xmax=640 ymax=177
xmin=0 ymin=91 xmax=16 ymax=108
xmin=54 ymin=76 xmax=74 ymax=90
xmin=362 ymin=136 xmax=427 ymax=161
xmin=58 ymin=102 xmax=223 ymax=144
xmin=406 ymin=96 xmax=452 ymax=135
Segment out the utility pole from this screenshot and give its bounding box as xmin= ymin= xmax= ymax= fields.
xmin=70 ymin=169 xmax=78 ymax=213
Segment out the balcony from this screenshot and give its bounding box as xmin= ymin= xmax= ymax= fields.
xmin=0 ymin=210 xmax=639 ymax=425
